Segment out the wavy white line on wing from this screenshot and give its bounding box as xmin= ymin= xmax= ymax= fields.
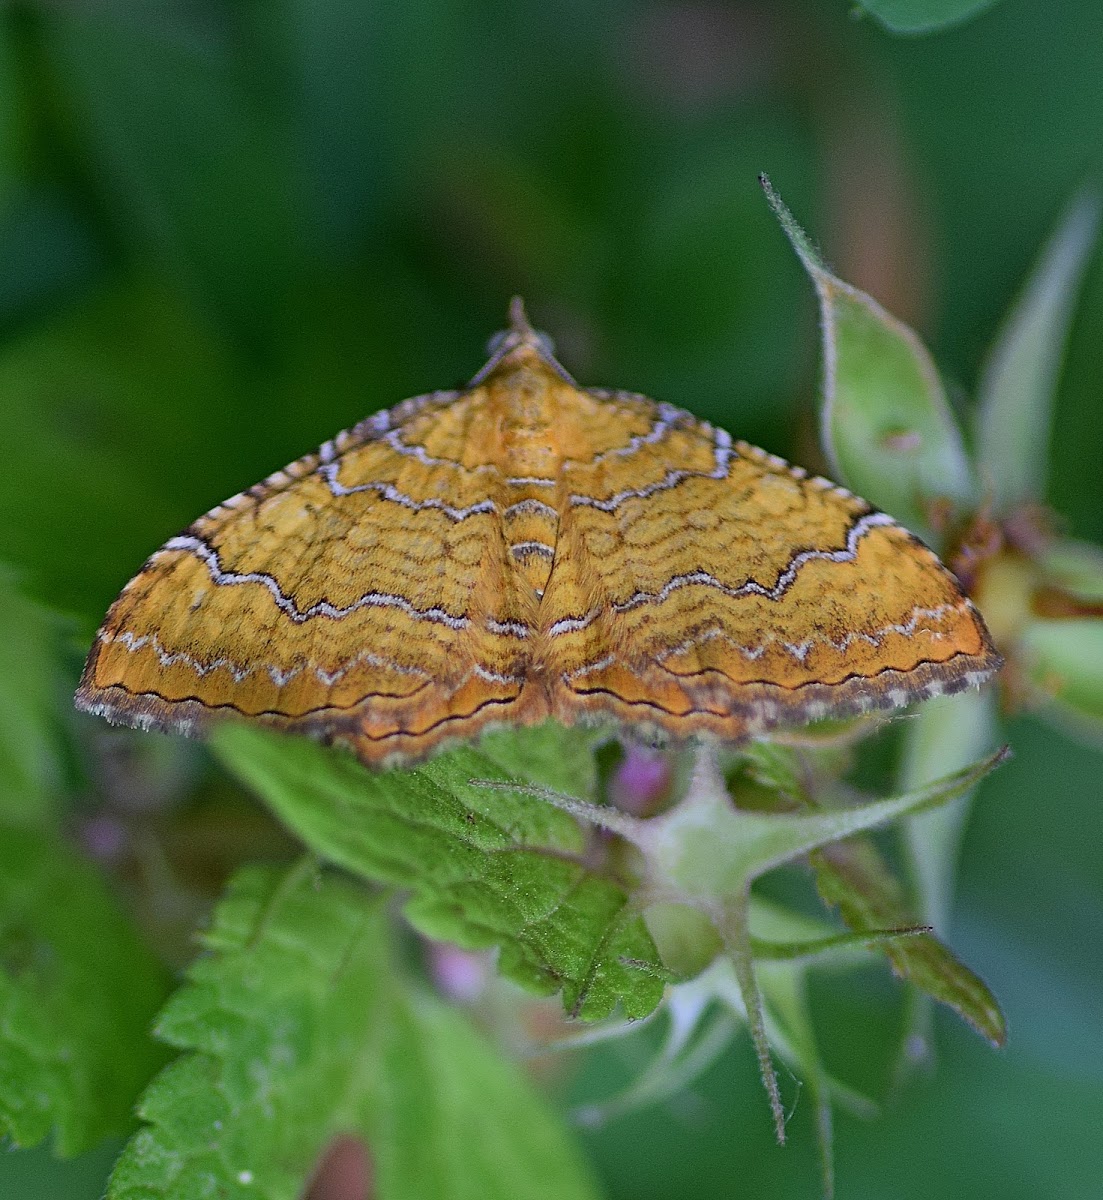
xmin=562 ymin=654 xmax=615 ymax=682
xmin=561 ymin=404 xmax=679 ymax=468
xmin=317 ymin=464 xmax=498 ymax=519
xmin=503 ymin=498 xmax=558 ymax=520
xmin=655 ymin=602 xmax=959 ymax=666
xmin=381 ymin=427 xmax=497 ymax=473
xmin=486 ymin=617 xmax=531 ymax=638
xmin=100 ymin=630 xmax=434 ymax=687
xmin=510 ymin=540 xmax=555 ymax=560
xmin=546 ymin=608 xmax=601 ymax=638
xmin=161 ymin=535 xmax=472 ymax=628
xmin=569 ymin=428 xmax=732 ymax=512
xmin=473 ymin=664 xmax=527 ymax=685
xmin=612 ymin=511 xmax=894 ymax=612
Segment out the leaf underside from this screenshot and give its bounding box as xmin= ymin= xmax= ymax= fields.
xmin=810 ymin=836 xmax=1005 ymax=1046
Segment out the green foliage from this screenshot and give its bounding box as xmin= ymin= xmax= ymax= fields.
xmin=764 ymin=168 xmax=1103 ymax=1082
xmin=762 ymin=176 xmax=974 ymax=548
xmin=0 ymin=566 xmax=70 ymax=826
xmin=212 ymin=723 xmax=665 ymax=1020
xmin=1019 ymin=618 xmax=1103 ymax=731
xmin=1021 ymin=542 xmax=1103 ymax=734
xmin=108 ymin=864 xmax=601 ymax=1200
xmin=477 ymin=722 xmax=608 ymax=801
xmin=1 ymin=1 xmax=1103 ymax=1197
xmin=1040 ymin=538 xmax=1103 ymax=601
xmin=853 ymin=0 xmax=1002 ymax=34
xmin=978 ymin=190 xmax=1100 ymax=513
xmin=0 ymin=566 xmax=173 ymax=1161
xmin=896 ymin=689 xmax=996 ymax=933
xmin=811 ymin=837 xmax=1004 ymax=1046
xmin=42 ymin=8 xmax=305 ymax=338
xmin=0 ymin=828 xmax=171 ymax=1155
xmin=966 ymin=191 xmax=1103 ymax=744
xmin=0 ymin=281 xmax=239 ymax=616
xmin=641 ymin=746 xmax=1004 ymax=897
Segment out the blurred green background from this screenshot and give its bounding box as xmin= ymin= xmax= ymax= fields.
xmin=1 ymin=0 xmax=1101 ymax=1196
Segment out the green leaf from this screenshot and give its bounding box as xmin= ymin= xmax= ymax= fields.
xmin=762 ymin=176 xmax=974 ymax=546
xmin=898 ymin=688 xmax=997 ymax=932
xmin=853 ymin=0 xmax=1002 ymax=34
xmin=42 ymin=8 xmax=304 ymax=338
xmin=381 ymin=991 xmax=601 ymax=1200
xmin=212 ymin=725 xmax=665 ymax=1020
xmin=0 ymin=566 xmax=71 ymax=826
xmin=0 ymin=828 xmax=171 ymax=1154
xmin=642 ymin=745 xmax=1005 ymax=896
xmin=477 ymin=720 xmax=608 ymax=801
xmin=977 ymin=189 xmax=1100 ymax=512
xmin=109 ymin=865 xmax=602 ymax=1200
xmin=0 ymin=277 xmax=239 ymax=617
xmin=810 ymin=836 xmax=1006 ymax=1046
xmin=0 ymin=19 xmax=19 ymax=179
xmin=891 ymin=689 xmax=997 ymax=1079
xmin=1020 ymin=616 xmax=1103 ymax=735
xmin=0 ymin=185 xmax=103 ymax=326
xmin=623 ymin=744 xmax=1005 ymax=1140
xmin=1039 ymin=538 xmax=1103 ymax=602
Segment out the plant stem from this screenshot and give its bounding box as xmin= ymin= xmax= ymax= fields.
xmin=719 ymin=888 xmax=786 ymax=1144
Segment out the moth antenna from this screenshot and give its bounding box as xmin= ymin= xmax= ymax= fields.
xmin=509 ymin=295 xmax=534 ymax=336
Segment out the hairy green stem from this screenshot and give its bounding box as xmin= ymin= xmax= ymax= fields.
xmin=719 ymin=889 xmax=786 ymax=1144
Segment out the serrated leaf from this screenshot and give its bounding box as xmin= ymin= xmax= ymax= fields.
xmin=0 ymin=828 xmax=171 ymax=1154
xmin=213 ymin=725 xmax=665 ymax=1020
xmin=810 ymin=836 xmax=1005 ymax=1046
xmin=977 ymin=189 xmax=1100 ymax=512
xmin=0 ymin=565 xmax=70 ymax=826
xmin=762 ymin=176 xmax=974 ymax=546
xmin=853 ymin=0 xmax=1002 ymax=34
xmin=109 ymin=865 xmax=601 ymax=1200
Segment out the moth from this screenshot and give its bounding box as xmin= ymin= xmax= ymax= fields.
xmin=76 ymin=301 xmax=999 ymax=765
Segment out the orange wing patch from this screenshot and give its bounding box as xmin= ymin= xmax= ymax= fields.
xmin=76 ymin=301 xmax=1000 ymax=765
